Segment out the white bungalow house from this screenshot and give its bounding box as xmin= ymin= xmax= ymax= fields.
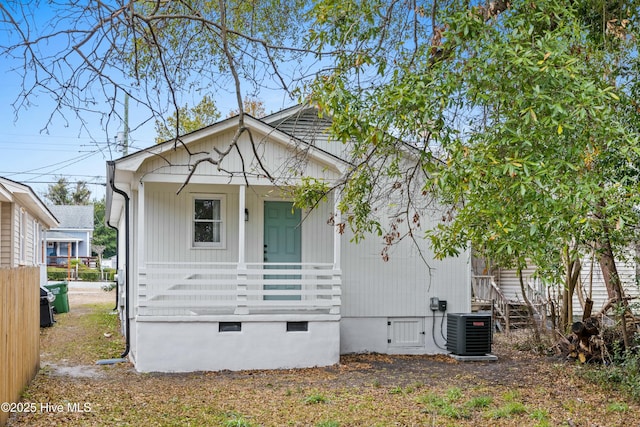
xmin=105 ymin=105 xmax=471 ymax=372
xmin=45 ymin=205 xmax=94 ymax=266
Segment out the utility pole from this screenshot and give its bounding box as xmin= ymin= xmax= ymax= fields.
xmin=123 ymin=93 xmax=129 ymax=156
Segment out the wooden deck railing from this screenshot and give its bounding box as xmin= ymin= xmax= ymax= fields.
xmin=473 ymin=274 xmax=549 ymax=331
xmin=0 ymin=267 xmax=40 ymax=426
xmin=472 ymin=275 xmax=511 ymax=331
xmin=47 ymin=256 xmax=97 ymax=267
xmin=138 ymin=262 xmax=342 ymax=316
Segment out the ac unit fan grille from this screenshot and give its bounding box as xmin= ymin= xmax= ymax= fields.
xmin=446 ymin=313 xmax=492 ymax=356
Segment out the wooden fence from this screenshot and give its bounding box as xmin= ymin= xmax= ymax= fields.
xmin=0 ymin=267 xmax=40 ymax=426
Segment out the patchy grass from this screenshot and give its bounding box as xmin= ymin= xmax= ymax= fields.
xmin=7 ymin=295 xmax=640 ymax=426
xmin=41 ymin=302 xmax=123 ymax=364
xmin=304 ymin=392 xmax=329 ymax=405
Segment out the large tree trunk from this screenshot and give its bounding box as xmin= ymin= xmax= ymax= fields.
xmin=596 ymin=232 xmax=630 ymax=350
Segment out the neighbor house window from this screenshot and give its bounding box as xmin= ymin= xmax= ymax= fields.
xmin=192 ymin=195 xmax=225 ymax=248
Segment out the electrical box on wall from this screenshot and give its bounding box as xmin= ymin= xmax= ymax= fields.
xmin=430 ymin=297 xmax=447 ymax=312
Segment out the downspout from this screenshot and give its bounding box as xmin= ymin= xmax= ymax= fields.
xmin=106 ymin=222 xmax=119 ymax=311
xmin=107 ymin=161 xmax=131 ymax=359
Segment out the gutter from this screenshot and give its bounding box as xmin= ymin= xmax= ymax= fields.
xmin=106 ymin=160 xmax=131 ymax=359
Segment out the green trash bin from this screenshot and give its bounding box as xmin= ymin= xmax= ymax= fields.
xmin=45 ymin=282 xmax=69 ymax=314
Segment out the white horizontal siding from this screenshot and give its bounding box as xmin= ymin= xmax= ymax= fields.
xmin=0 ymin=202 xmax=10 ymax=267
xmin=496 ymin=266 xmax=538 ymax=301
xmin=496 ymin=256 xmax=639 ymax=316
xmin=575 ymin=255 xmax=639 ymax=315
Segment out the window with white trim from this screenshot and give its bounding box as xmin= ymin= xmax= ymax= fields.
xmin=192 ymin=195 xmax=225 ymax=248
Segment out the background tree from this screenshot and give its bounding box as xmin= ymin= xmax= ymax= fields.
xmin=92 ymin=197 xmax=117 ymax=259
xmin=227 ymin=96 xmax=267 ymax=118
xmin=155 ymin=95 xmax=221 ymax=143
xmin=45 ymin=177 xmax=92 ymax=205
xmin=0 ymin=1 xmax=312 ymax=184
xmin=305 ymin=0 xmax=640 ymax=340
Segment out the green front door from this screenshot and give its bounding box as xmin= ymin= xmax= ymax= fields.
xmin=263 ymin=201 xmax=301 ymax=300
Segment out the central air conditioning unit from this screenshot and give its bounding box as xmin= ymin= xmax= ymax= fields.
xmin=446 ymin=313 xmax=492 ymax=356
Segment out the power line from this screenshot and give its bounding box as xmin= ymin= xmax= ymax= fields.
xmin=15 ymin=180 xmax=106 ymax=186
xmin=0 ymin=172 xmax=105 ymax=178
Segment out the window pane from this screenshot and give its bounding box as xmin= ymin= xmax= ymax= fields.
xmin=194 ymin=222 xmax=213 ymax=243
xmin=194 ymin=222 xmax=221 ymax=243
xmin=211 ymin=200 xmax=220 ymax=220
xmin=194 ymin=199 xmax=220 ymax=220
xmin=194 ymin=199 xmax=212 ymax=220
xmin=211 ymin=222 xmax=220 ymax=242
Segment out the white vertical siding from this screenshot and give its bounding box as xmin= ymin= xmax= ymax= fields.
xmin=141 ymin=130 xmax=338 ymax=185
xmin=144 ymin=182 xmax=238 ymax=263
xmin=142 ymin=182 xmax=334 ymax=265
xmin=301 ymin=194 xmax=333 ymax=264
xmin=340 ymin=220 xmax=470 ymax=318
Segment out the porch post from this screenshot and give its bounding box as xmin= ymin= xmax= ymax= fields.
xmin=333 ymin=190 xmax=341 ymax=270
xmin=137 ymin=182 xmax=145 ymax=267
xmin=235 ymin=184 xmax=249 ymax=315
xmin=238 ymin=184 xmax=246 ymax=267
xmin=331 ymin=190 xmax=342 ymax=315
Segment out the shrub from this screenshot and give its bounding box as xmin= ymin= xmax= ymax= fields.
xmin=304 ymin=393 xmax=328 ymax=404
xmin=78 ymin=270 xmax=100 ymax=281
xmin=580 ymin=348 xmax=640 ymax=401
xmin=102 ymin=268 xmax=117 ymax=281
xmin=47 ymin=267 xmax=68 ymax=281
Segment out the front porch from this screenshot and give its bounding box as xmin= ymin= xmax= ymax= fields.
xmin=125 ymin=182 xmax=344 ymax=372
xmin=137 ymin=261 xmax=342 ymax=316
xmin=130 ymin=262 xmax=342 ymax=372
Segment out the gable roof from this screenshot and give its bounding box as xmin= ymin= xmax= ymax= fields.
xmin=0 ymin=176 xmax=58 ymax=228
xmin=112 ymin=107 xmax=346 ymax=174
xmin=106 ymin=107 xmax=349 ymax=226
xmin=47 ymin=205 xmax=94 ymax=230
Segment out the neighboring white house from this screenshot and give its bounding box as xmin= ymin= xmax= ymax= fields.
xmin=475 ymin=254 xmax=640 ymax=322
xmin=0 ymin=177 xmax=58 ymax=276
xmin=45 ymin=205 xmax=94 ymax=266
xmin=105 ymin=105 xmax=471 ymax=373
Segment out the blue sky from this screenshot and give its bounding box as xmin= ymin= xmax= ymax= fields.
xmin=0 ymin=6 xmax=295 ymax=202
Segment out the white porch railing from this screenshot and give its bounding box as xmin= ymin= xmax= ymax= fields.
xmin=138 ymin=262 xmax=341 ymax=316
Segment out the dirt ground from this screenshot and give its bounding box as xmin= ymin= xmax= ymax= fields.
xmin=6 ymin=286 xmax=640 ymax=426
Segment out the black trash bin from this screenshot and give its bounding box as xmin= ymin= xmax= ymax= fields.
xmin=40 ymin=286 xmax=55 ymax=327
